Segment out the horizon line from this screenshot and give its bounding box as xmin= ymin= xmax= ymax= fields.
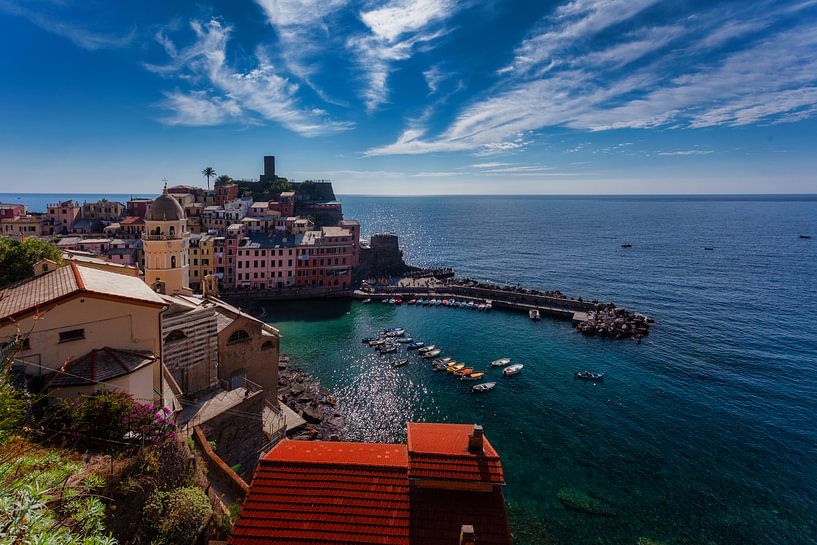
xmin=2 ymin=191 xmax=817 ymax=198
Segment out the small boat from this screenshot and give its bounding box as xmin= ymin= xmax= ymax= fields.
xmin=381 ymin=298 xmax=389 ymax=304
xmin=455 ymin=367 xmax=474 ymax=376
xmin=433 ymin=362 xmax=449 ymax=371
xmin=467 ymin=301 xmax=475 ymax=308
xmin=388 ymin=298 xmax=396 ymax=304
xmin=504 ymin=364 xmax=524 ymax=376
xmin=490 ymin=358 xmax=511 ymax=367
xmin=423 ymin=348 xmax=442 ymax=358
xmin=574 ymin=371 xmax=604 ymax=381
xmin=478 ymin=304 xmax=486 ymax=311
xmin=447 ymin=363 xmax=465 ymax=372
xmin=462 ymin=372 xmax=485 ymax=381
xmin=438 ymin=357 xmax=453 ymax=364
xmin=362 ymin=298 xmax=372 ymax=304
xmin=418 ymin=345 xmax=436 ymax=353
xmin=442 ymin=299 xmax=449 ymax=305
xmin=385 ymin=328 xmax=405 ymax=337
xmin=362 ymin=337 xmax=377 ymax=343
xmin=379 ymin=345 xmax=397 ymax=354
xmin=396 ymin=337 xmax=412 ymax=344
xmin=392 ymin=359 xmax=409 ymax=367
xmin=434 ymin=299 xmax=442 ymax=306
xmin=621 ymin=243 xmax=632 ymax=248
xmin=800 ymin=235 xmax=812 ymax=239
xmin=529 ymin=309 xmax=540 ymax=321
xmin=369 ymin=339 xmax=385 ymax=346
xmin=473 ymin=382 xmax=496 ymax=392
xmin=704 ymin=246 xmax=714 ymax=251
xmin=395 ymin=297 xmax=403 ymax=305
xmin=407 ymin=342 xmax=425 ymax=350
xmin=408 ymin=299 xmax=416 ymax=305
xmin=485 ymin=300 xmax=492 ymax=310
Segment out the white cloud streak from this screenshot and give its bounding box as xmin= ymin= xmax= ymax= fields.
xmin=148 ymin=19 xmax=353 ymax=135
xmin=348 ymin=0 xmax=461 ymax=111
xmin=367 ymin=0 xmax=817 ymax=156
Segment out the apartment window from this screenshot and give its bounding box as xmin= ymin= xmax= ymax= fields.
xmin=227 ymin=329 xmax=251 ymax=344
xmin=59 ymin=329 xmax=85 ymax=343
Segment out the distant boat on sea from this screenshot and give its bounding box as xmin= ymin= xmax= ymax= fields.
xmin=704 ymin=246 xmax=714 ymax=251
xmin=621 ymin=242 xmax=633 ymax=248
xmin=800 ymin=235 xmax=812 ymax=239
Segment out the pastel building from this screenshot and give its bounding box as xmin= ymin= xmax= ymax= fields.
xmin=188 ymin=233 xmax=216 ymax=290
xmin=142 ymin=186 xmax=191 ymax=295
xmin=0 ymin=203 xmax=26 ymax=219
xmin=47 ymin=200 xmax=81 ymax=234
xmin=81 ymin=200 xmax=125 ymax=224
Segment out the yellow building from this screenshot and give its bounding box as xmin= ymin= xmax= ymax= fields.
xmin=189 ymin=233 xmax=215 ymax=291
xmin=0 ymin=262 xmax=180 ymax=410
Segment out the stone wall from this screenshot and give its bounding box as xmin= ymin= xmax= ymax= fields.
xmin=199 ymin=392 xmax=269 ymax=482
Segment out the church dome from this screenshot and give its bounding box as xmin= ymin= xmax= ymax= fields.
xmin=146 ymin=186 xmax=185 ymax=221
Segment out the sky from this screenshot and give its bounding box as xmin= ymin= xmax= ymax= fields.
xmin=1 ymin=0 xmax=817 ymax=195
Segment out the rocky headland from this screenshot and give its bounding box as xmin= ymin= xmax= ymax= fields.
xmin=277 ymin=356 xmax=346 ymax=441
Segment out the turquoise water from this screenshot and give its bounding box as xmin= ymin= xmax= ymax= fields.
xmin=264 ymin=195 xmax=817 ymax=545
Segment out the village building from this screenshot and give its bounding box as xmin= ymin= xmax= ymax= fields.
xmin=0 ymin=261 xmax=180 ymax=411
xmin=230 ymin=423 xmax=512 ymax=545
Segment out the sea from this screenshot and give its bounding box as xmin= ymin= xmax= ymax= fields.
xmin=6 ymin=192 xmax=817 ymax=544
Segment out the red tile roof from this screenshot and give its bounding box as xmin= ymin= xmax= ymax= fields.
xmin=49 ymin=347 xmax=156 ymax=387
xmin=229 ymin=424 xmax=512 ymax=545
xmin=407 ymin=423 xmax=505 ymax=485
xmin=232 ymin=442 xmax=410 ymax=545
xmin=0 ymin=263 xmax=164 ymax=323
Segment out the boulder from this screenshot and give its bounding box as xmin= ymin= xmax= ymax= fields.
xmin=557 ymin=488 xmax=617 ymax=517
xmin=302 ymin=406 xmax=324 ymax=424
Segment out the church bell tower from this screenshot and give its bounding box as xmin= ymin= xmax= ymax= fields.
xmin=142 ymin=184 xmax=190 ymax=294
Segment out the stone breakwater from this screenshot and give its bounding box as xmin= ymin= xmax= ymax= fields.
xmin=277 ymin=356 xmax=346 ymax=441
xmin=575 ymin=304 xmax=654 ymax=340
xmin=360 ymin=276 xmax=653 ymax=340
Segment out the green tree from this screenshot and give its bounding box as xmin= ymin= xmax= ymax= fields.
xmin=215 ymin=174 xmax=232 ymax=187
xmin=201 ymin=166 xmax=216 ymax=190
xmin=0 ymin=237 xmax=63 ymax=287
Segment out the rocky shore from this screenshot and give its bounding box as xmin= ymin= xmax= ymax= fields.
xmin=277 ymin=356 xmax=346 ymax=441
xmin=575 ymin=303 xmax=654 ymax=340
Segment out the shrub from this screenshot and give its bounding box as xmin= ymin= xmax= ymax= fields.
xmin=50 ymin=391 xmax=176 ymax=448
xmin=142 ymin=486 xmax=212 ymax=545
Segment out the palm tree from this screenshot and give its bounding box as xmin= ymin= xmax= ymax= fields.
xmin=215 ymin=174 xmax=232 ymax=187
xmin=201 ymin=166 xmax=216 ymax=190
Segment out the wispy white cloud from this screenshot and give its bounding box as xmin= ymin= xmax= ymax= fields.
xmin=159 ymin=91 xmax=243 ymax=126
xmin=469 ymin=162 xmax=510 ymax=169
xmin=0 ymin=0 xmax=134 ymax=50
xmin=253 ymin=0 xmax=349 ymax=103
xmin=367 ymin=0 xmax=817 ymax=156
xmin=348 ymin=0 xmax=462 ymax=111
xmin=657 ymin=149 xmax=714 ymax=156
xmin=148 ymin=18 xmax=353 ymax=136
xmin=423 ymin=65 xmax=447 ymax=94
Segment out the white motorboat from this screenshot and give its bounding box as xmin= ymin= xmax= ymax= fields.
xmin=504 ymin=364 xmax=524 ymax=376
xmin=363 ymin=298 xmax=372 ymax=304
xmin=388 ymin=298 xmax=396 ymax=304
xmin=473 ymin=382 xmax=496 ymax=392
xmin=423 ymin=348 xmax=442 ymax=358
xmin=529 ymin=309 xmax=540 ymax=321
xmin=490 ymin=357 xmax=511 ymax=367
xmin=485 ymin=300 xmax=492 ymax=310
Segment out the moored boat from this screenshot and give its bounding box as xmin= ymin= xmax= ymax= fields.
xmin=392 ymin=359 xmax=409 ymax=367
xmin=574 ymin=371 xmax=604 ymax=381
xmin=490 ymin=357 xmax=511 ymax=367
xmin=408 ymin=299 xmax=416 ymax=305
xmin=423 ymin=348 xmax=441 ymax=358
xmin=473 ymin=382 xmax=496 ymax=392
xmin=447 ymin=363 xmax=465 ymax=372
xmin=379 ymin=345 xmax=397 ymax=354
xmin=388 ymin=298 xmax=396 ymax=304
xmin=529 ymin=309 xmax=540 ymax=321
xmin=381 ymin=298 xmax=389 ymax=304
xmin=462 ymin=371 xmax=485 ymax=381
xmin=362 ymin=298 xmax=372 ymax=304
xmin=417 ymin=345 xmax=436 ymax=353
xmin=621 ymin=242 xmax=633 ymax=248
xmin=504 ymin=364 xmax=524 ymax=376
xmin=454 ymin=367 xmax=474 ymax=376
xmin=799 ymin=235 xmax=812 ymax=239
xmin=362 ymin=337 xmax=377 ymax=343
xmin=433 ymin=362 xmax=449 ymax=371
xmin=396 ymin=337 xmax=412 ymax=344
xmin=407 ymin=342 xmax=425 ymax=350
xmin=369 ymin=339 xmax=385 ymax=346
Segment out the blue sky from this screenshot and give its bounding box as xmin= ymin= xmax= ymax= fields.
xmin=1 ymin=0 xmax=817 ymax=195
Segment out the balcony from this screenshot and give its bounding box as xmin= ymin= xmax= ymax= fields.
xmin=143 ymin=233 xmax=180 ymax=241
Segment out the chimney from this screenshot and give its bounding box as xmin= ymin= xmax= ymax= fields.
xmin=468 ymin=424 xmax=484 ymax=453
xmin=459 ymin=525 xmax=475 ymax=545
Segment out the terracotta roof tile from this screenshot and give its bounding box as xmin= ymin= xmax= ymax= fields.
xmin=230 ymin=425 xmax=513 ymax=545
xmin=50 ymin=347 xmax=156 ymax=387
xmin=407 ymin=423 xmax=504 ymax=485
xmin=0 ymin=263 xmax=164 ymax=322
